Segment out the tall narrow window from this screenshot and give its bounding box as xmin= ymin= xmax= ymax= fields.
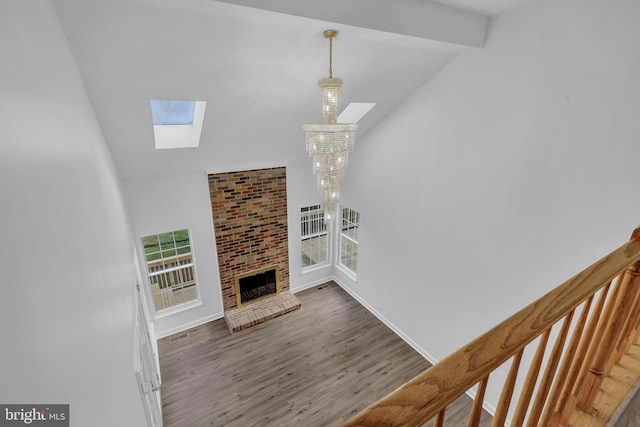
xmin=301 ymin=205 xmax=328 ymax=269
xmin=141 ymin=229 xmax=199 ymax=312
xmin=339 ymin=207 xmax=360 ymax=275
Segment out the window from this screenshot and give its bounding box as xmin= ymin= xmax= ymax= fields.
xmin=150 ymin=100 xmax=196 ymax=125
xmin=141 ymin=229 xmax=199 ymax=312
xmin=301 ymin=205 xmax=328 ymax=269
xmin=150 ymin=99 xmax=206 ymax=149
xmin=339 ymin=207 xmax=360 ymax=275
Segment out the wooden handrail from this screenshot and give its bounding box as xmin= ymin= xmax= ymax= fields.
xmin=343 ymin=229 xmax=640 ymax=427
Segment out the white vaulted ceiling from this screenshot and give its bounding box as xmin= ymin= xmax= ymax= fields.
xmin=50 ymin=0 xmax=531 ymax=178
xmin=432 ymin=0 xmax=539 ymax=17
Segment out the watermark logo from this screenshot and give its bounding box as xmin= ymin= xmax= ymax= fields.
xmin=0 ymin=405 xmax=68 ymax=426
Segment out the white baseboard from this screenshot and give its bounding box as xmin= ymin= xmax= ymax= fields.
xmin=290 ymin=276 xmax=334 ymax=294
xmin=331 ymin=276 xmax=498 ymax=419
xmin=154 ymin=311 xmax=224 ymax=339
xmin=331 ymin=276 xmax=439 ymax=365
xmin=152 ymin=277 xmax=499 ymax=420
xmin=153 ymin=277 xmax=332 ymax=340
xmin=465 ymin=387 xmax=498 ymax=419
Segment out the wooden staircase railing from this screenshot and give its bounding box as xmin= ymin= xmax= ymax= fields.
xmin=343 ymin=227 xmax=640 ymax=427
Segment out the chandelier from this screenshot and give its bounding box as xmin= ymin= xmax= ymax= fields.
xmin=303 ymin=30 xmax=357 ymax=222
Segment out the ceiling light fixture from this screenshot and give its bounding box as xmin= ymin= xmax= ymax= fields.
xmin=303 ymin=30 xmax=357 ymax=222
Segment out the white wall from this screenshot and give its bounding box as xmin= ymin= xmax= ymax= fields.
xmin=123 ymin=159 xmax=332 ymax=337
xmin=124 ymin=171 xmax=224 ymax=337
xmin=339 ymin=0 xmax=640 ymax=412
xmin=0 ymin=1 xmax=146 ymax=425
xmin=287 ymin=159 xmax=336 ymax=292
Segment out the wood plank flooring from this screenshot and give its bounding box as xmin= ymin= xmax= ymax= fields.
xmin=158 ymin=281 xmax=491 ymax=426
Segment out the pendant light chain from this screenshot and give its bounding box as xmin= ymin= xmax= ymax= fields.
xmin=329 ymin=34 xmax=333 ymax=78
xmin=323 ymin=29 xmax=337 ymax=79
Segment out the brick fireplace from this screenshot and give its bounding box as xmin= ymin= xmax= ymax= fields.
xmin=208 ymin=167 xmax=300 ymax=332
xmin=235 ymin=265 xmax=280 ymax=307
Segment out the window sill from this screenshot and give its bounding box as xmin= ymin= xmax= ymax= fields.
xmin=301 ymin=262 xmax=331 ymax=274
xmin=336 ymin=264 xmax=357 ymax=282
xmin=154 ymin=299 xmax=203 ymax=319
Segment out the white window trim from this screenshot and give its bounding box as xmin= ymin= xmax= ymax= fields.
xmin=302 ymin=230 xmax=328 ymax=240
xmin=152 ymin=101 xmax=206 ymax=149
xmin=301 ymin=205 xmax=330 ymax=272
xmin=153 ymin=299 xmax=203 ymax=319
xmin=339 ymin=233 xmax=358 ymax=245
xmin=338 ymin=207 xmax=360 ymax=277
xmin=301 ymin=262 xmax=331 ymax=275
xmin=140 ymin=229 xmax=202 ymax=316
xmin=335 ymin=262 xmax=357 ymax=282
xmin=148 ymin=262 xmax=195 ymax=277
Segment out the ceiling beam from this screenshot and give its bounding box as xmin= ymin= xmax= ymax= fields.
xmin=212 ymin=0 xmax=488 ymax=48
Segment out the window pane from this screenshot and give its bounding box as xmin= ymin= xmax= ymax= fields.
xmin=176 ymin=245 xmax=190 ymax=256
xmin=317 ymin=234 xmax=328 ymax=264
xmin=300 ymin=205 xmax=328 ymax=269
xmin=143 ymin=235 xmax=161 ymax=261
xmin=162 ymin=247 xmax=177 ymax=258
xmin=351 ymin=224 xmax=359 ymax=241
xmin=151 ymin=100 xmax=196 ymax=125
xmin=339 ymin=208 xmax=360 ymax=275
xmin=301 ymin=239 xmax=312 ymax=267
xmin=158 ymin=232 xmax=175 ymax=249
xmin=174 ymin=229 xmax=190 ymax=248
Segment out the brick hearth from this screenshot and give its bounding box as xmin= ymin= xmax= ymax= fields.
xmin=224 ymin=292 xmax=301 ymax=333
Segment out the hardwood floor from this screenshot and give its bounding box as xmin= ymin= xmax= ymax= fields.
xmin=158 ymin=282 xmax=491 ymax=426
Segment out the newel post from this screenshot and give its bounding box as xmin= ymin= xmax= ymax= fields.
xmin=575 ymin=226 xmax=640 ymax=412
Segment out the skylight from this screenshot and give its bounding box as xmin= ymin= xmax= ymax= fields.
xmin=150 ymin=100 xmax=207 ymax=150
xmin=151 ymin=100 xmax=196 ymax=125
xmin=337 ymin=103 xmax=376 ymax=123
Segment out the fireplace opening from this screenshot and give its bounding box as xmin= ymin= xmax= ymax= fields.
xmin=235 ymin=265 xmax=280 ymax=306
